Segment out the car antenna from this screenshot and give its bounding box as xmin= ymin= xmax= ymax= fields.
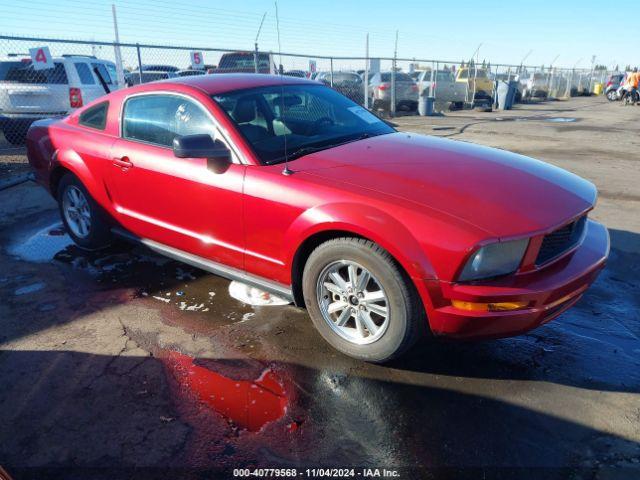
xmin=275 ymin=1 xmax=293 ymax=176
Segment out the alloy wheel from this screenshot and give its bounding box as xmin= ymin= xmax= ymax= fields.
xmin=316 ymin=260 xmax=390 ymax=345
xmin=62 ymin=185 xmax=91 ymax=238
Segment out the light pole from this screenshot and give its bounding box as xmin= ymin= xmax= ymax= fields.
xmin=254 ymin=12 xmax=267 ymax=74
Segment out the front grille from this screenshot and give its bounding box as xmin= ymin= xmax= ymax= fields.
xmin=536 ymin=216 xmax=587 ymax=265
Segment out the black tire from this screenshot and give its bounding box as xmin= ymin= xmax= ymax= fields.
xmin=302 ymin=237 xmax=425 ymax=363
xmin=57 ymin=173 xmax=113 ymax=250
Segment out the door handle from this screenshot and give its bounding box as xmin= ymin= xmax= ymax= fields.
xmin=112 ymin=156 xmax=133 ymax=169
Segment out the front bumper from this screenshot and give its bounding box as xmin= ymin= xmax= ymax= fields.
xmin=426 ymin=219 xmax=610 ymax=339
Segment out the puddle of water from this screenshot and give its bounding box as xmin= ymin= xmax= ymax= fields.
xmin=164 ymin=351 xmax=288 ymax=432
xmin=7 ymin=222 xmax=74 ymax=263
xmin=545 ymin=117 xmax=577 ymax=123
xmin=14 ymin=282 xmax=45 ymax=295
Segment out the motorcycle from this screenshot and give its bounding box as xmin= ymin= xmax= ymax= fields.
xmin=621 ymin=86 xmax=639 ymax=105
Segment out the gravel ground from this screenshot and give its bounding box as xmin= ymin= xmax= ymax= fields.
xmin=0 ymin=97 xmax=638 ymax=480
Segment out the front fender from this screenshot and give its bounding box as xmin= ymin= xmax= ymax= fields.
xmin=283 ymin=202 xmax=437 ymax=282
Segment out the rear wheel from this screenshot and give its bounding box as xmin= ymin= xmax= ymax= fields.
xmin=57 ymin=173 xmax=112 ymax=250
xmin=302 ymin=237 xmax=425 ymax=362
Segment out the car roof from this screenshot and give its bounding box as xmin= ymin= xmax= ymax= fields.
xmin=130 ymin=73 xmax=317 ymax=95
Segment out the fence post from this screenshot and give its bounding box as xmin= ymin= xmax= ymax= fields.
xmin=434 ymin=61 xmax=439 ymax=100
xmin=391 ymin=59 xmax=396 ymax=117
xmin=566 ymin=69 xmax=574 ymax=98
xmin=136 ymin=43 xmax=143 ymax=84
xmin=330 ymin=58 xmax=334 ymax=88
xmin=429 ymin=61 xmax=435 ymax=98
xmin=254 ymin=42 xmax=259 ymax=73
xmin=364 ymin=34 xmax=369 ymax=109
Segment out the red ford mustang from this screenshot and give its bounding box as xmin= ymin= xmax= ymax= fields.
xmin=26 ymin=74 xmax=609 ymax=362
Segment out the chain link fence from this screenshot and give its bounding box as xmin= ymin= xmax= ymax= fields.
xmin=1 ymin=34 xmax=617 ymax=152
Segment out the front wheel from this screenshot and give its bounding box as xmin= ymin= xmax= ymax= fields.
xmin=58 ymin=173 xmax=112 ymax=250
xmin=606 ymin=89 xmax=618 ymax=101
xmin=302 ymin=238 xmax=425 ymax=362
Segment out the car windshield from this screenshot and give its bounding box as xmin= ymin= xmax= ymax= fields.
xmin=219 ymin=53 xmax=270 ymax=70
xmin=380 ymin=72 xmax=413 ymax=82
xmin=212 ymin=84 xmax=394 ymax=165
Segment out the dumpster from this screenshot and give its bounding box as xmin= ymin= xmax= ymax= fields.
xmin=593 ymin=83 xmax=603 ymax=95
xmin=418 ymin=95 xmax=435 ymax=116
xmin=496 ymin=80 xmax=518 ymax=110
xmin=507 ymin=80 xmax=519 ymax=108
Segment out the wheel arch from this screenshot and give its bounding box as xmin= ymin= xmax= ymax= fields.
xmin=50 ymin=149 xmax=109 ymax=207
xmin=286 ymin=204 xmax=437 ymax=310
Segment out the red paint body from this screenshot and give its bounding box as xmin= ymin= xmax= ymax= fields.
xmin=26 ymin=74 xmax=609 ymax=339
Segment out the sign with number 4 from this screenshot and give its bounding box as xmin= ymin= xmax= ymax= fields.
xmin=29 ymin=46 xmax=54 ymax=70
xmin=190 ymin=51 xmax=204 ymax=70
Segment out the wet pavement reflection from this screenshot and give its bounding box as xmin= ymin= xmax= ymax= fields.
xmin=163 ymin=351 xmax=288 ymax=433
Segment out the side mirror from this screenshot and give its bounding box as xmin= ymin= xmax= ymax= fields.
xmin=173 ymin=134 xmax=231 ymax=173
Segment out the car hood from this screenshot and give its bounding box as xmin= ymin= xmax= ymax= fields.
xmin=294 ymin=132 xmax=596 ymax=238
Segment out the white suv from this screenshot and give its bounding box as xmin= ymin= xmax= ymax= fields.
xmin=0 ymin=55 xmax=122 ymax=145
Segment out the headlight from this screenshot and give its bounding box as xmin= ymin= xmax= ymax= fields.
xmin=458 ymin=238 xmax=529 ymax=281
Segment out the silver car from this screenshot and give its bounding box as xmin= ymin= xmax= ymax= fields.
xmin=368 ymin=72 xmax=418 ymax=111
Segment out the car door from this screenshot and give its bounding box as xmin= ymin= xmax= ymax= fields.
xmin=108 ymin=92 xmax=245 ymax=270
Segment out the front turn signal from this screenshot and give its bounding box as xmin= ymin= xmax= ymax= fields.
xmin=451 ymin=300 xmax=529 ymax=312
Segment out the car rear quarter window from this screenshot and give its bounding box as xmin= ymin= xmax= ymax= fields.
xmin=0 ymin=61 xmax=68 ymax=84
xmin=79 ymin=101 xmax=108 ymax=130
xmin=74 ymin=63 xmax=96 ymax=85
xmin=122 ymin=95 xmax=215 ymax=147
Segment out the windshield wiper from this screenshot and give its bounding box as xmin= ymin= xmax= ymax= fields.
xmin=266 ymin=131 xmax=386 ymax=165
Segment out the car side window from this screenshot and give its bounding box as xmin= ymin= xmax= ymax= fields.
xmin=91 ymin=63 xmax=113 ymax=85
xmin=79 ymin=101 xmax=108 ymax=130
xmin=122 ymin=95 xmax=215 ymax=147
xmin=74 ymin=63 xmax=96 ymax=85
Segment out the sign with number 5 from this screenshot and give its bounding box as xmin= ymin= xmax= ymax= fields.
xmin=29 ymin=46 xmax=54 ymax=70
xmin=190 ymin=51 xmax=204 ymax=70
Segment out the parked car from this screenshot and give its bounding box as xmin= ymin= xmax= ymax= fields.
xmin=519 ymin=72 xmax=550 ymax=100
xmin=135 ymin=64 xmax=180 ymax=73
xmin=127 ymin=71 xmax=177 ymax=86
xmin=416 ymin=69 xmax=466 ymax=108
xmin=177 ymin=69 xmax=206 ymax=77
xmin=215 ymin=52 xmax=274 ymax=74
xmin=315 ymin=71 xmax=364 ymax=105
xmin=284 ymin=70 xmax=307 ymax=78
xmin=605 ymin=73 xmax=625 ymax=101
xmin=455 ymin=66 xmax=493 ymax=105
xmin=26 ymin=74 xmax=609 ymax=362
xmin=0 ymin=55 xmax=120 ymax=145
xmin=368 ymin=71 xmax=419 ymax=111
xmin=127 ymin=65 xmax=179 ymax=86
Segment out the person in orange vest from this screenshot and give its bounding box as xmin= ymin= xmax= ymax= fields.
xmin=629 ymin=68 xmax=639 ymax=89
xmin=621 ymin=68 xmax=638 ymax=103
